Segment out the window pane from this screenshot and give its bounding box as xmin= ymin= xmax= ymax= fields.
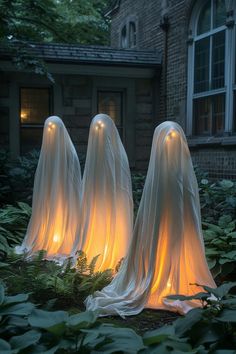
xmin=193 ymin=94 xmax=225 ymax=135
xmin=121 ymin=26 xmax=128 ymax=49
xmin=212 ymin=94 xmax=225 ymax=134
xmin=197 ymin=0 xmax=211 ymax=35
xmin=20 ymin=88 xmax=50 ymax=125
xmin=194 ymin=97 xmax=211 ymax=135
xmin=98 ymin=91 xmax=122 ymax=127
xmin=20 ymin=127 xmax=43 ymax=153
xmin=212 ymin=31 xmax=225 ymax=89
xmin=129 ymin=22 xmax=136 ymax=48
xmin=194 ymin=38 xmax=210 ymax=93
xmin=213 ymin=0 xmax=226 ymax=28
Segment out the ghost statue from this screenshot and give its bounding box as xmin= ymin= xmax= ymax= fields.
xmin=15 ymin=116 xmax=81 ymax=260
xmin=85 ymin=121 xmax=216 ymax=316
xmin=73 ymin=114 xmax=133 ymax=272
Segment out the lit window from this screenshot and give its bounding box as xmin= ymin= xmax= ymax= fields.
xmin=187 ymin=0 xmax=235 ymax=136
xmin=98 ymin=91 xmax=123 ymax=135
xmin=20 ymin=87 xmax=51 ymax=152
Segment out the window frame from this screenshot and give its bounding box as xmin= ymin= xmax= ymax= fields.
xmin=119 ymin=16 xmax=138 ymax=49
xmin=187 ymin=0 xmax=236 ymax=137
xmin=97 ymin=89 xmax=124 ymax=139
xmin=19 ymin=86 xmax=52 ymax=153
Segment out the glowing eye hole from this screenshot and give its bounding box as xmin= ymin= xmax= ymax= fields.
xmin=53 ymin=234 xmax=60 ymax=243
xmin=101 ymin=123 xmax=104 ymax=128
xmin=98 ymin=120 xmax=102 ymax=124
xmin=95 ymin=126 xmax=99 ymax=131
xmin=167 ymin=281 xmax=171 ymax=288
xmin=48 ymin=127 xmax=51 ymax=132
xmin=48 ymin=122 xmax=52 ymax=126
xmin=165 ymin=135 xmax=170 ymax=142
xmin=52 ymin=124 xmax=55 ymax=128
xmin=171 ymin=131 xmax=177 ymax=138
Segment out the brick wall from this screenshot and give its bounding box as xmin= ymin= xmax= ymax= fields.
xmin=109 ymin=0 xmax=236 ymax=179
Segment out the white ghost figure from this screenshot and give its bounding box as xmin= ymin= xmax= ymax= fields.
xmin=72 ymin=113 xmax=133 ymax=272
xmin=15 ymin=116 xmax=81 ymax=260
xmin=85 ymin=121 xmax=216 ymax=316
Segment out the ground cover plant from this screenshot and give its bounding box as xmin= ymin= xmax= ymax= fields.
xmin=0 ymin=150 xmax=236 ymax=352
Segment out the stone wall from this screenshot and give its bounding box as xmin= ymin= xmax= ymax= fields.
xmin=0 ymin=78 xmax=10 ymax=147
xmin=61 ymin=76 xmax=93 ymax=157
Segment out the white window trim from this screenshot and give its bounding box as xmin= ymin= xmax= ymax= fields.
xmin=187 ymin=0 xmax=236 ymax=136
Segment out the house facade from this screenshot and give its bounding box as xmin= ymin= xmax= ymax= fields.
xmin=0 ymin=44 xmax=160 ymax=169
xmin=109 ymin=0 xmax=236 ymax=179
xmin=0 ymin=0 xmax=236 ymax=178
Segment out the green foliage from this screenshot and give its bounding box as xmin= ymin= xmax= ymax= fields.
xmin=0 ymin=202 xmax=31 ymax=255
xmin=199 ymin=178 xmax=236 ymax=222
xmin=0 ymin=149 xmax=40 ymax=206
xmin=0 ymin=0 xmax=110 ymax=80
xmin=132 ymin=173 xmax=146 ymax=214
xmin=0 ymin=281 xmax=236 ymax=353
xmin=162 ymin=283 xmax=236 ymax=353
xmin=203 ymin=215 xmax=236 ymax=280
xmin=0 ymin=251 xmax=112 ymax=310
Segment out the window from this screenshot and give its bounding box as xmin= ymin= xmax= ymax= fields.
xmin=120 ymin=19 xmax=137 ymax=49
xmin=20 ymin=87 xmax=51 ymax=152
xmin=98 ymin=91 xmax=123 ymax=136
xmin=187 ymin=0 xmax=235 ymax=136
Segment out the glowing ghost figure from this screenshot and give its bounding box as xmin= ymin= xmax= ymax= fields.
xmin=85 ymin=121 xmax=216 ymax=316
xmin=73 ymin=114 xmax=133 ymax=272
xmin=15 ymin=116 xmax=81 ymax=260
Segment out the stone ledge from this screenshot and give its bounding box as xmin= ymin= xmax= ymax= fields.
xmin=188 ymin=136 xmax=236 ymax=148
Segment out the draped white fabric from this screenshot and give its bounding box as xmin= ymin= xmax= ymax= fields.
xmin=72 ymin=114 xmax=133 ymax=272
xmin=85 ymin=121 xmax=216 ymax=316
xmin=15 ymin=116 xmax=81 ymax=259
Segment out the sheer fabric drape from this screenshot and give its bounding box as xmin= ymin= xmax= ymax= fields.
xmin=72 ymin=114 xmax=133 ymax=272
xmin=15 ymin=116 xmax=81 ymax=260
xmin=85 ymin=121 xmax=216 ymax=316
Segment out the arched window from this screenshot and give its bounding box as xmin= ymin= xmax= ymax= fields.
xmin=120 ymin=18 xmax=137 ymax=49
xmin=129 ymin=22 xmax=136 ymax=48
xmin=187 ymin=0 xmax=235 ymax=136
xmin=121 ymin=25 xmax=128 ymax=49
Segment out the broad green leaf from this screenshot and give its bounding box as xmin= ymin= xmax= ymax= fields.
xmin=0 ymin=338 xmax=11 ymax=351
xmin=219 ymin=180 xmax=234 ymax=189
xmin=0 ymin=302 xmax=34 ymax=316
xmin=90 ymin=324 xmax=145 ymax=353
xmin=217 ymin=309 xmax=236 ymax=322
xmin=174 ymin=308 xmax=204 ymax=336
xmin=218 ymin=215 xmax=232 ymax=228
xmin=5 ymin=293 xmax=29 ymax=304
xmin=68 ymin=310 xmax=97 ymax=330
xmin=166 ymin=292 xmax=209 ymax=302
xmin=143 ymin=325 xmax=175 ymax=345
xmin=201 ymin=282 xmax=236 ymax=298
xmin=29 ymin=309 xmax=68 ymax=335
xmin=0 ymin=283 xmax=5 ymax=305
xmin=10 ymin=330 xmax=41 ymax=350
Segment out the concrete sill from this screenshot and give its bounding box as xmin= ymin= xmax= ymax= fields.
xmin=187 ymin=136 xmax=236 ymax=147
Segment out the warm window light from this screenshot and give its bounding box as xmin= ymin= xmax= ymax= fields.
xmin=53 ymin=234 xmax=60 ymax=242
xmin=20 ymin=110 xmax=28 ymax=121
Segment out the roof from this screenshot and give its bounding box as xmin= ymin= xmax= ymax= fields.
xmin=105 ymin=0 xmax=121 ymax=17
xmin=0 ymin=42 xmax=161 ymax=68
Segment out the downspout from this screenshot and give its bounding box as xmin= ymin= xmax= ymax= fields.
xmin=160 ymin=15 xmax=170 ymax=119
